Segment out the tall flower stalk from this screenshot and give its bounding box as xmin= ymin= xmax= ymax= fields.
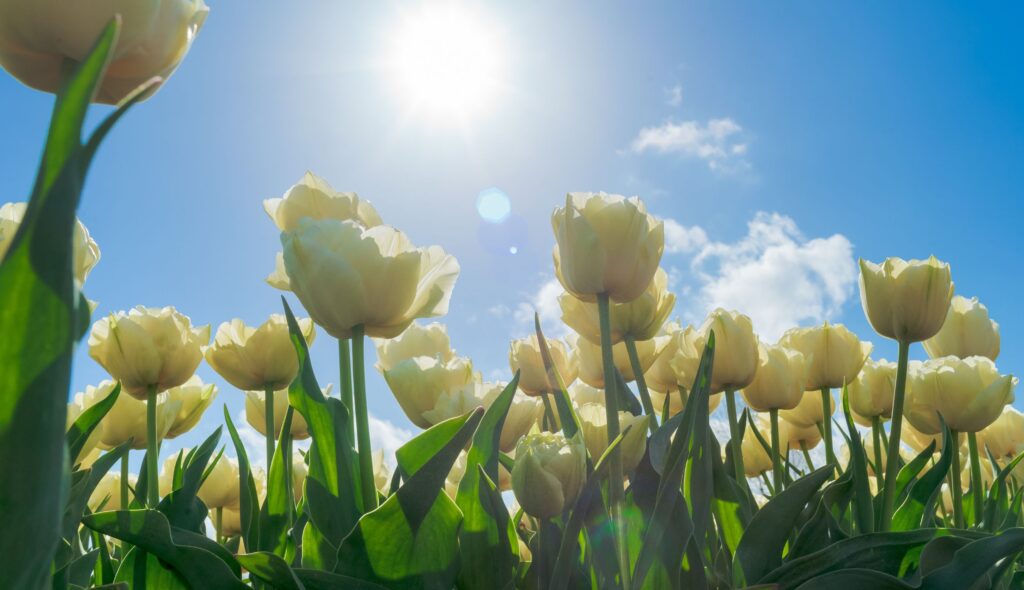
xmin=879 ymin=340 xmax=911 ymax=530
xmin=598 ymin=293 xmax=630 ymax=587
xmin=351 ymin=327 xmax=378 ymax=511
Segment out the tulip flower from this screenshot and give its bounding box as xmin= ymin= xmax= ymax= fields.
xmin=290 ymin=452 xmax=308 ymax=502
xmin=499 ymin=394 xmax=544 ymax=453
xmin=576 ymin=335 xmax=668 ymax=388
xmin=779 ymin=389 xmax=835 ymax=428
xmin=849 ymin=359 xmax=897 ymax=426
xmin=218 ymin=469 xmax=266 ymax=539
xmin=779 ymin=418 xmax=822 ymax=453
xmin=382 ymin=356 xmax=475 ymax=429
xmin=0 ymin=202 xmax=99 ymax=287
xmin=559 ymin=267 xmax=675 ymax=345
xmin=0 ymin=0 xmax=208 ymax=104
xmin=644 ymin=322 xmax=685 ymax=393
xmin=264 ymin=171 xmax=382 ymax=233
xmin=89 ymin=472 xmax=136 ymax=512
xmin=162 ymin=376 xmax=217 ymax=439
xmin=741 ymin=344 xmax=810 ymax=412
xmin=95 ymin=382 xmax=180 ymax=450
xmin=649 ymin=389 xmax=723 ymax=418
xmin=551 ymin=192 xmax=665 ymax=304
xmin=740 ymin=417 xmax=775 ymax=479
xmin=509 ymin=334 xmax=578 ymax=396
xmin=569 ymin=382 xmax=607 ymax=407
xmin=511 ymin=431 xmax=587 ymax=519
xmin=205 ymin=315 xmax=316 ymax=392
xmin=421 ymin=380 xmax=504 ymax=426
xmin=372 ymin=450 xmax=392 ymax=492
xmin=977 ymin=406 xmax=1024 ymax=461
xmin=375 ymin=322 xmax=455 ymax=372
xmin=577 ymin=403 xmax=649 ymax=473
xmin=905 ymin=356 xmax=1014 ymax=435
xmin=923 ymin=295 xmax=1000 ymax=361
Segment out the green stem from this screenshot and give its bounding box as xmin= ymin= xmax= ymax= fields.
xmin=968 ymin=432 xmax=984 ymax=527
xmin=949 ymin=429 xmax=965 ymax=528
xmin=872 ymin=416 xmax=885 ymax=492
xmin=351 ymin=328 xmax=378 ymax=511
xmin=880 ymin=340 xmax=911 ymax=532
xmin=145 ymin=384 xmax=159 ymax=508
xmin=541 ymin=393 xmax=557 ymax=432
xmin=760 ymin=473 xmax=775 ymax=497
xmin=264 ymin=383 xmax=276 ymax=475
xmin=770 ymin=409 xmax=783 ymax=493
xmin=120 ymin=452 xmax=129 ymax=509
xmin=801 ymin=443 xmax=815 ymax=472
xmin=215 ymin=507 xmax=223 ymax=544
xmin=339 ymin=339 xmax=355 ymax=446
xmin=597 ymin=293 xmax=630 ymax=588
xmin=624 ymin=335 xmax=658 ymax=433
xmin=725 ymin=390 xmax=747 ymax=488
xmin=820 ymin=387 xmax=835 ymax=470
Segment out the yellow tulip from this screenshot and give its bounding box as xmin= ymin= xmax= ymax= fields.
xmin=923 ymin=295 xmax=1000 ymax=361
xmin=905 ymin=356 xmax=1015 ymax=434
xmin=92 ymin=380 xmax=180 ymax=450
xmin=421 ymin=380 xmax=504 ymax=426
xmin=89 ymin=472 xmax=136 ymax=512
xmin=849 ymin=358 xmax=897 ymax=426
xmin=977 ymin=406 xmax=1024 ymax=460
xmin=558 ymin=267 xmax=675 ymax=344
xmin=244 ymin=387 xmax=319 ymax=440
xmin=577 ymin=403 xmax=649 ymax=472
xmin=162 ymin=376 xmax=217 ymax=439
xmin=509 ymin=335 xmax=577 ymax=396
xmin=375 ymin=322 xmax=455 ymax=372
xmin=649 ymin=389 xmax=723 ymax=417
xmin=279 ymin=219 xmax=459 ymax=339
xmin=381 ymin=356 xmax=475 ymax=429
xmin=195 ymin=455 xmax=241 ymax=510
xmin=777 ymin=323 xmax=872 ymax=391
xmin=205 ymin=315 xmax=315 ymax=392
xmin=499 ymin=394 xmax=543 ymax=453
xmin=290 ymin=452 xmax=307 ymax=502
xmin=569 ymin=382 xmax=606 ymax=407
xmin=741 ymin=416 xmax=774 ymax=478
xmin=551 ymin=192 xmax=664 ymax=303
xmin=264 ymin=172 xmax=382 ymax=232
xmin=511 ymin=432 xmax=587 ymax=519
xmin=0 ymin=0 xmax=208 ymax=104
xmin=372 ymin=450 xmax=392 ymax=492
xmin=741 ymin=344 xmax=810 ymax=412
xmin=779 ymin=418 xmax=822 ymax=451
xmin=576 ymin=335 xmax=669 ymax=388
xmin=0 ymin=202 xmax=99 ymax=286
xmin=644 ymin=322 xmax=685 ymax=394
xmin=219 ymin=469 xmax=266 ymax=537
xmin=675 ymin=309 xmax=758 ymax=394
xmin=88 ymin=306 xmax=209 ymax=398
xmin=779 ymin=390 xmax=835 ymax=428
xmin=902 ymin=419 xmax=955 ymax=454
xmin=858 ymin=256 xmax=954 ymax=343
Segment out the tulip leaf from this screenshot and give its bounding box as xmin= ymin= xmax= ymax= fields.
xmin=456 ymin=376 xmax=521 ymax=590
xmin=65 ymin=382 xmax=120 ymax=467
xmin=52 ymin=548 xmax=99 ymax=590
xmin=533 ymin=313 xmax=582 ymax=439
xmin=893 ymin=441 xmax=937 ymax=509
xmin=796 ymin=568 xmax=915 ymax=590
xmin=83 ymin=509 xmax=246 ymax=588
xmin=223 ymin=405 xmax=262 ymax=551
xmin=840 ymin=384 xmax=874 ymax=533
xmin=158 ymin=426 xmax=222 ymax=533
xmin=259 ymin=404 xmax=295 ymax=558
xmin=335 ymin=408 xmax=484 ymax=588
xmin=983 ymin=448 xmax=1024 ymax=531
xmin=61 ymin=441 xmax=131 ymax=542
xmin=708 ymin=432 xmax=753 ymax=556
xmin=292 ymin=568 xmax=388 ymax=590
xmin=891 ymin=420 xmax=954 ymax=531
xmin=237 ymin=551 xmax=306 ymax=590
xmin=920 ymin=528 xmax=1024 ymax=590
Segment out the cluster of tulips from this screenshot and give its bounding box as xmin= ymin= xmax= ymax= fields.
xmin=3 ymin=4 xmax=1024 ymax=590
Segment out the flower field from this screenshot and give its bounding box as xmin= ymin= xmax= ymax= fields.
xmin=1 ymin=6 xmax=1023 ymax=590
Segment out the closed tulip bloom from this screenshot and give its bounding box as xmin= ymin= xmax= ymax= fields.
xmin=372 ymin=450 xmax=392 ymax=492
xmin=902 ymin=419 xmax=956 ymax=454
xmin=644 ymin=322 xmax=685 ymax=394
xmin=569 ymin=382 xmax=606 ymax=407
xmin=509 ymin=335 xmax=578 ymax=396
xmin=0 ymin=0 xmax=208 ymax=104
xmin=264 ymin=172 xmax=382 ymax=233
xmin=905 ymin=356 xmax=1015 ymax=434
xmin=559 ymin=267 xmax=675 ymax=345
xmin=551 ymin=192 xmax=664 ymax=303
xmin=923 ymin=295 xmax=1000 ymax=361
xmin=0 ymin=202 xmax=100 ymax=286
xmin=88 ymin=306 xmax=209 ymax=398
xmin=779 ymin=389 xmax=835 ymax=428
xmin=162 ymin=376 xmax=217 ymax=439
xmin=780 ymin=418 xmax=822 ymax=451
xmin=777 ymin=323 xmax=872 ymax=391
xmin=94 ymin=381 xmax=180 ymax=450
xmin=576 ymin=335 xmax=669 ymax=388
xmin=977 ymin=406 xmax=1024 ymax=460
xmin=649 ymin=389 xmax=723 ymax=418
xmin=89 ymin=472 xmax=136 ymax=512
xmin=421 ymin=380 xmax=504 ymax=426
xmin=577 ymin=403 xmax=649 ymax=473
xmin=701 ymin=309 xmax=760 ymax=394
xmin=849 ymin=359 xmax=897 ymax=426
xmin=500 ymin=394 xmax=543 ymax=453
xmin=382 ymin=356 xmax=475 ymax=429
xmin=741 ymin=344 xmax=810 ymax=412
xmin=741 ymin=417 xmax=774 ymax=478
xmin=666 ymin=325 xmax=709 ymax=392
xmin=291 ymin=452 xmax=307 ymax=501
xmin=281 ymin=219 xmax=459 ymax=339
xmin=511 ymin=432 xmax=587 ymax=519
xmin=205 ymin=315 xmax=315 ymax=391
xmin=375 ymin=322 xmax=455 ymax=372
xmin=266 ymin=252 xmax=292 ymax=291
xmin=859 ymin=256 xmax=955 ymax=343
xmin=244 ymin=387 xmax=322 ymax=440
xmin=196 ymin=455 xmax=241 ymax=510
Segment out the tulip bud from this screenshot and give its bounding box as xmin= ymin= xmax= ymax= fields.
xmin=551 ymin=192 xmax=664 ymax=303
xmin=905 ymin=356 xmax=1015 ymax=434
xmin=1 ymin=202 xmax=100 ymax=286
xmin=740 ymin=417 xmax=774 ymax=478
xmin=777 ymin=323 xmax=872 ymax=391
xmin=244 ymin=386 xmax=321 ymax=440
xmin=382 ymin=356 xmax=475 ymax=429
xmin=576 ymin=334 xmax=669 ymax=388
xmin=779 ymin=418 xmax=822 ymax=451
xmin=779 ymin=389 xmax=835 ymax=428
xmin=559 ymin=267 xmax=675 ymax=344
xmin=264 ymin=172 xmax=382 ymax=233
xmin=205 ymin=315 xmax=315 ymax=392
xmin=162 ymin=376 xmax=217 ymax=439
xmin=89 ymin=472 xmax=136 ymax=512
xmin=280 ymin=219 xmax=459 ymax=339
xmin=700 ymin=309 xmax=760 ymax=394
xmin=644 ymin=322 xmax=685 ymax=394
xmin=375 ymin=322 xmax=455 ymax=372
xmin=88 ymin=306 xmax=210 ymax=398
xmin=509 ymin=335 xmax=578 ymax=396
xmin=577 ymin=403 xmax=649 ymax=473
xmin=741 ymin=344 xmax=810 ymax=412
xmin=977 ymin=406 xmax=1024 ymax=460
xmin=667 ymin=325 xmax=709 ymax=391
xmin=196 ymin=455 xmax=242 ymax=510
xmin=858 ymin=256 xmax=954 ymax=343
xmin=93 ymin=380 xmax=180 ymax=450
xmin=511 ymin=432 xmax=587 ymax=519
xmin=923 ymin=295 xmax=1000 ymax=361
xmin=848 ymin=358 xmax=897 ymax=426
xmin=421 ymin=380 xmax=504 ymax=426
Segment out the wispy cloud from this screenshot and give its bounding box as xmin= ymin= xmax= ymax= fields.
xmin=513 ymin=277 xmax=567 ymax=337
xmin=630 ymin=117 xmax=750 ymax=173
xmin=666 ymin=84 xmax=683 ymax=107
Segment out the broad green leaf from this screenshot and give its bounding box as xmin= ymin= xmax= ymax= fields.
xmin=259 ymin=404 xmax=295 ymax=557
xmin=534 ymin=313 xmax=582 ymax=439
xmin=984 ymin=449 xmax=1024 ymax=531
xmin=891 ymin=420 xmax=954 ymax=531
xmin=237 ymin=552 xmax=306 ymax=590
xmin=158 ymin=427 xmax=222 ymax=532
xmin=892 ymin=441 xmax=937 ymax=508
xmin=61 ymin=441 xmax=131 ymax=543
xmin=795 ymin=568 xmax=914 ymax=589
xmin=708 ymin=433 xmax=752 ymax=556
xmin=921 ymin=528 xmax=1024 ymax=590
xmin=66 ymin=382 xmax=120 ymax=466
xmin=115 ymin=547 xmax=189 ymax=589
xmin=223 ymin=406 xmax=261 ymax=550
xmin=292 ymin=568 xmax=388 ymax=590
xmin=840 ymin=384 xmax=874 ymax=533
xmin=52 ymin=548 xmax=98 ymax=590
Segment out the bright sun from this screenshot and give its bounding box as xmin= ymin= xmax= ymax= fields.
xmin=385 ymin=4 xmax=504 ymax=122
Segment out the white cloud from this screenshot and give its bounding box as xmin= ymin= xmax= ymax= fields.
xmin=488 ymin=304 xmax=511 ymax=318
xmin=664 ymin=218 xmax=709 ymax=254
xmin=630 ymin=117 xmax=750 ymax=173
xmin=669 ymin=212 xmax=856 ymax=341
xmin=513 ymin=277 xmax=567 ymax=337
xmin=666 ymin=84 xmax=683 ymax=107
xmin=369 ymin=414 xmax=413 ymax=469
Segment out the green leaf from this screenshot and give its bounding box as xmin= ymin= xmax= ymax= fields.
xmin=708 ymin=433 xmax=752 ymax=556
xmin=292 ymin=568 xmax=388 ymax=590
xmin=891 ymin=420 xmax=954 ymax=531
xmin=335 ymin=408 xmax=484 ymax=589
xmin=921 ymin=529 xmax=1024 ymax=590
xmin=984 ymin=449 xmax=1024 ymax=531
xmin=259 ymin=404 xmax=295 ymax=558
xmin=456 ymin=377 xmax=521 ymax=589
xmin=734 ymin=465 xmax=834 ymax=586
xmin=158 ymin=427 xmax=222 ymax=532
xmin=533 ymin=313 xmax=582 ymax=439
xmin=61 ymin=441 xmax=131 ymax=542
xmin=65 ymin=382 xmax=120 ymax=466
xmin=893 ymin=441 xmax=937 ymax=508
xmin=52 ymin=548 xmax=98 ymax=589
xmin=237 ymin=552 xmax=306 ymax=590
xmin=223 ymin=406 xmax=261 ymax=550
xmin=83 ymin=509 xmax=246 ymax=588
xmin=795 ymin=568 xmax=914 ymax=589
xmin=840 ymin=384 xmax=874 ymax=533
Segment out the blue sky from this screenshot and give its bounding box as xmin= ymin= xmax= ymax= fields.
xmin=2 ymin=1 xmax=1022 ymax=468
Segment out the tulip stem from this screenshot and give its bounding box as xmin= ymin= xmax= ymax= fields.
xmin=215 ymin=507 xmax=223 ymax=544
xmin=872 ymin=416 xmax=885 ymax=492
xmin=725 ymin=390 xmax=748 ymax=490
xmin=350 ymin=328 xmax=378 ymax=511
xmin=145 ymin=384 xmax=159 ymax=508
xmin=597 ymin=293 xmax=630 ymax=589
xmin=624 ymin=335 xmax=658 ymax=433
xmin=120 ymin=453 xmax=129 ymax=509
xmin=339 ymin=339 xmax=355 ymax=446
xmin=770 ymin=409 xmax=783 ymax=493
xmin=264 ymin=384 xmax=276 ymax=475
xmin=949 ymin=428 xmax=965 ymax=528
xmin=820 ymin=387 xmax=836 ymax=471
xmin=968 ymin=432 xmax=984 ymax=527
xmin=801 ymin=443 xmax=815 ymax=472
xmin=879 ymin=340 xmax=911 ymax=532
xmin=541 ymin=394 xmax=557 ymax=432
